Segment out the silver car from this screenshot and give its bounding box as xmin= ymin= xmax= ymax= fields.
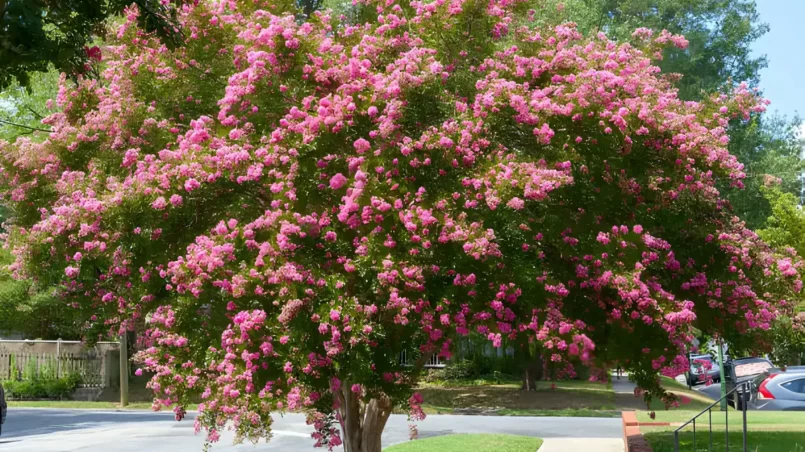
xmin=750 ymin=367 xmax=805 ymax=411
xmin=688 ymin=354 xmax=721 ymax=385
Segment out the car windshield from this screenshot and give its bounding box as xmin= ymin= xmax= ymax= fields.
xmin=692 ymin=357 xmax=712 ymax=367
xmin=734 ymin=361 xmax=772 ymax=378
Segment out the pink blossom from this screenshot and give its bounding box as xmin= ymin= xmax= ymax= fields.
xmin=330 ymin=173 xmax=348 ymax=190
xmin=184 ymin=178 xmax=201 ymax=192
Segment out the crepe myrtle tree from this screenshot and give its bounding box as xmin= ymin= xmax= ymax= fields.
xmin=0 ymin=1 xmax=802 ymax=451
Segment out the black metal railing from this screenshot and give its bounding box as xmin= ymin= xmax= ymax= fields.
xmin=674 ymin=381 xmax=751 ymax=452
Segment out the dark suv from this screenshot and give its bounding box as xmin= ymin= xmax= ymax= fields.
xmin=723 ymin=357 xmax=774 ymax=409
xmin=0 ymin=381 xmax=6 ymax=435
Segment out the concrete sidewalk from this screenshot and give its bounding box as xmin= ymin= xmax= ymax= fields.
xmin=612 ymin=375 xmax=647 ymax=410
xmin=539 ymin=437 xmax=624 ymax=452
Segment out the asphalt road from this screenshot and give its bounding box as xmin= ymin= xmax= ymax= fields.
xmin=0 ymin=408 xmax=622 ymax=451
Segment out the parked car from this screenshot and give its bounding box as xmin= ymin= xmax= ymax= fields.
xmin=723 ymin=357 xmax=774 ymax=409
xmin=749 ymin=367 xmax=805 ymax=411
xmin=688 ymin=353 xmax=720 ymax=385
xmin=0 ymin=381 xmax=6 ymax=435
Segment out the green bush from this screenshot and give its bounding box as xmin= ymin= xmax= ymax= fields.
xmin=22 ymin=358 xmax=38 ymax=381
xmin=2 ymin=373 xmax=82 ymax=400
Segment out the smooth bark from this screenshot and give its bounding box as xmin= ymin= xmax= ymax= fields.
xmin=338 ymin=387 xmax=392 ymax=452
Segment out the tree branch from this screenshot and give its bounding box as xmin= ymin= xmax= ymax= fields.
xmin=24 ymin=105 xmax=45 ymax=120
xmin=0 ymin=118 xmax=52 ymax=133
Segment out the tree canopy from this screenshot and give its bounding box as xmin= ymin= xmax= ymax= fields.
xmin=0 ymin=1 xmax=802 ymax=452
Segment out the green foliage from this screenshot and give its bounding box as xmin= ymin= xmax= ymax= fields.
xmin=430 ymin=360 xmax=491 ymax=381
xmin=724 ymin=115 xmax=804 ymax=230
xmin=22 ymin=357 xmax=38 ymax=381
xmin=0 ymin=249 xmax=82 ymax=339
xmin=1 ymin=372 xmax=82 ymax=400
xmin=0 ymin=0 xmax=187 ymax=90
xmin=0 ymin=69 xmax=61 ymax=142
xmin=757 ymin=187 xmax=805 ymax=364
xmin=759 ymin=184 xmax=805 ymax=258
xmin=767 ymin=317 xmax=805 ymax=366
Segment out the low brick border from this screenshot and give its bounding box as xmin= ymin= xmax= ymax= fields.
xmin=622 ymin=411 xmax=655 ymax=452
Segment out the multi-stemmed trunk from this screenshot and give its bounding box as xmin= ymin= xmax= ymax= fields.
xmin=515 ymin=340 xmax=543 ymax=391
xmin=338 ymin=387 xmax=393 ymax=452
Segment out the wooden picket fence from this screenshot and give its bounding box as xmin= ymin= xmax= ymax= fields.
xmin=0 ymin=351 xmax=104 ymax=387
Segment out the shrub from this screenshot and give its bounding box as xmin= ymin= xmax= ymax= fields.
xmin=2 ymin=373 xmax=82 ymax=400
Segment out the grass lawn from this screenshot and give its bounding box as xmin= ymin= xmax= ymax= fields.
xmin=384 ymin=434 xmax=543 ymax=452
xmin=8 ymin=401 xmax=156 ymax=410
xmin=632 ymin=377 xmax=723 ymax=412
xmin=637 ymin=409 xmax=805 ymax=425
xmin=644 ymin=430 xmax=805 ymax=452
xmin=640 ymin=411 xmax=805 ymax=452
xmin=8 ymin=400 xmax=200 ymax=411
xmin=415 ymin=379 xmax=615 ymax=416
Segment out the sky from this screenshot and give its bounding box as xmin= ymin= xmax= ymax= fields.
xmin=752 ymin=0 xmax=805 ymax=136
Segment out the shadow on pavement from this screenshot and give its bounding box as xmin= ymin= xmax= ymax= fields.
xmin=1 ymin=408 xmax=190 ymax=439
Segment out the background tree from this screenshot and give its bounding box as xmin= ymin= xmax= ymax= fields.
xmin=755 ymin=184 xmax=805 ymax=364
xmin=759 ymin=184 xmax=805 ymax=310
xmin=723 ymin=114 xmax=803 ymax=229
xmin=0 ymin=0 xmax=187 ymax=89
xmin=0 ymin=249 xmax=82 ymax=339
xmin=1 ymin=2 xmax=803 ymax=452
xmin=767 ymin=315 xmax=804 ymax=366
xmin=0 ymin=69 xmax=61 ymax=141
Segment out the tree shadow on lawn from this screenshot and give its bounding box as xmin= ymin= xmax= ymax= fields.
xmin=416 ymin=384 xmax=615 ymax=413
xmin=618 ymin=377 xmax=717 ymax=412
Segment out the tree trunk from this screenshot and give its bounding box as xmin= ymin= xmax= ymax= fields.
xmin=338 ymin=386 xmax=392 ymax=452
xmin=519 ymin=348 xmax=542 ymax=391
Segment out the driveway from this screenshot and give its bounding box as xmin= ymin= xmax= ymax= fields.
xmin=0 ymin=408 xmax=622 ymax=451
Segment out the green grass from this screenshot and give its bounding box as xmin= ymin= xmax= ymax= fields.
xmin=644 ymin=431 xmax=805 ymax=452
xmin=8 ymin=400 xmax=198 ymax=411
xmin=8 ymin=401 xmax=153 ymax=409
xmin=422 ymin=378 xmax=611 ymax=391
xmin=423 ymin=377 xmax=522 ymax=387
xmin=639 ymin=377 xmax=723 ymax=412
xmin=641 ymin=410 xmax=805 ymax=452
xmin=384 ymin=434 xmax=543 ymax=452
xmin=637 ymin=410 xmax=805 ymax=426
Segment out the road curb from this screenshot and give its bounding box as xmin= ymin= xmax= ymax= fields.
xmin=622 ymin=411 xmax=653 ymax=452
